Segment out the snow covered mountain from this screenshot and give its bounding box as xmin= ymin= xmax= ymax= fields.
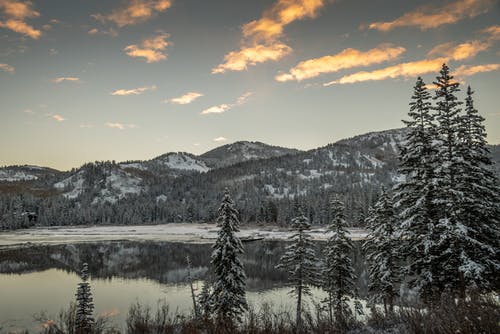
xmin=1 ymin=128 xmax=499 ymax=228
xmin=0 ymin=165 xmax=60 ymax=182
xmin=199 ymin=141 xmax=300 ymax=168
xmin=53 ymin=163 xmax=144 ymax=204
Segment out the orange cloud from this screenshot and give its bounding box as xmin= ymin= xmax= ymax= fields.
xmin=0 ymin=0 xmax=42 ymax=39
xmin=276 ymin=44 xmax=406 ymax=82
xmin=201 ymin=92 xmax=253 ymax=115
xmin=482 ymin=25 xmax=500 ymax=41
xmin=52 ymin=77 xmax=81 ymax=83
xmin=111 ymin=85 xmax=157 ymax=96
xmin=428 ymin=40 xmax=491 ymax=61
xmin=454 ymin=63 xmax=500 ymax=77
xmin=212 ymin=43 xmax=292 ymax=73
xmin=124 ymin=32 xmax=169 ymax=63
xmin=366 ymin=0 xmax=495 ymax=31
xmin=325 ymin=57 xmax=447 ymax=86
xmin=0 ymin=63 xmax=14 ymax=73
xmin=213 ymin=0 xmax=327 ymax=73
xmin=243 ymin=0 xmax=326 ymax=43
xmin=167 ymin=92 xmax=203 ymax=105
xmin=0 ymin=18 xmax=41 ymax=38
xmin=93 ymin=0 xmax=172 ymax=27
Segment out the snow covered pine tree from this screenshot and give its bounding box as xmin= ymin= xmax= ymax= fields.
xmin=363 ymin=189 xmax=399 ymax=314
xmin=395 ymin=65 xmax=500 ymax=303
xmin=393 ymin=75 xmax=443 ymax=303
xmin=75 ymin=262 xmax=94 ymax=334
xmin=454 ymin=85 xmax=500 ymax=294
xmin=209 ymin=189 xmax=248 ymax=325
xmin=278 ymin=208 xmax=318 ymax=329
xmin=322 ymin=196 xmax=356 ymax=327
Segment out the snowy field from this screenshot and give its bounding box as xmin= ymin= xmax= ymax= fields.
xmin=0 ymin=224 xmax=367 ymax=247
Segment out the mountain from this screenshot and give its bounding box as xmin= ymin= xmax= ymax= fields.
xmin=1 ymin=128 xmax=498 ymax=229
xmin=0 ymin=165 xmax=60 ymax=182
xmin=199 ymin=141 xmax=301 ymax=168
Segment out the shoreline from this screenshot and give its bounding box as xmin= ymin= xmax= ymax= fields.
xmin=0 ymin=223 xmax=367 ymax=248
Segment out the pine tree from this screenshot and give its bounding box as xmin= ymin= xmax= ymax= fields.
xmin=363 ymin=189 xmax=399 ymax=314
xmin=75 ymin=262 xmax=94 ymax=334
xmin=393 ymin=76 xmax=441 ymax=302
xmin=321 ymin=196 xmax=356 ymax=326
xmin=277 ymin=210 xmax=318 ymax=329
xmin=431 ymin=63 xmax=473 ymax=298
xmin=210 ymin=189 xmax=248 ymax=324
xmin=454 ymin=86 xmax=500 ymax=293
xmin=198 ymin=280 xmax=212 ymax=318
xmin=186 ymin=255 xmax=199 ymax=318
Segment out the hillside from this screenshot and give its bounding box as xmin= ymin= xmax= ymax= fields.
xmin=1 ymin=128 xmax=498 ymax=229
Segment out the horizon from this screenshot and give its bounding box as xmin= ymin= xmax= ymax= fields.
xmin=1 ymin=0 xmax=499 ymax=170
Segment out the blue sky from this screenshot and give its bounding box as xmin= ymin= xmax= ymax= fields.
xmin=1 ymin=0 xmax=499 ymax=170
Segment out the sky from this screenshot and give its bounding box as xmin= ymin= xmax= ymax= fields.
xmin=0 ymin=0 xmax=499 ymax=170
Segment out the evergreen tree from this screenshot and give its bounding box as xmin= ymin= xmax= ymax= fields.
xmin=321 ymin=196 xmax=356 ymax=326
xmin=363 ymin=189 xmax=399 ymax=314
xmin=277 ymin=210 xmax=318 ymax=328
xmin=431 ymin=63 xmax=473 ymax=298
xmin=198 ymin=280 xmax=212 ymax=318
xmin=75 ymin=263 xmax=94 ymax=334
xmin=454 ymin=86 xmax=500 ymax=292
xmin=393 ymin=75 xmax=441 ymax=303
xmin=210 ymin=189 xmax=248 ymax=324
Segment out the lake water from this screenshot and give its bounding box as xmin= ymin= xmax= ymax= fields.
xmin=0 ymin=240 xmax=368 ymax=332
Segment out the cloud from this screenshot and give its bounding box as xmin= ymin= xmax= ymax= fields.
xmin=87 ymin=27 xmax=118 ymax=37
xmin=111 ymin=85 xmax=157 ymax=96
xmin=212 ymin=43 xmax=292 ymax=74
xmin=201 ymin=92 xmax=253 ymax=115
xmin=213 ymin=0 xmax=327 ymax=73
xmin=325 ymin=57 xmax=447 ymax=86
xmin=0 ymin=63 xmax=14 ymax=73
xmin=51 ymin=114 xmax=65 ymax=122
xmin=167 ymin=92 xmax=203 ymax=105
xmin=124 ymin=32 xmax=169 ymax=63
xmin=213 ymin=136 xmax=228 ymax=142
xmin=201 ymin=104 xmax=231 ymax=115
xmin=92 ymin=0 xmax=172 ymax=27
xmin=453 ymin=63 xmax=500 ymax=77
xmin=428 ymin=40 xmax=491 ymax=61
xmin=276 ymin=44 xmax=406 ymax=82
xmin=482 ymin=25 xmax=500 ymax=41
xmin=366 ymin=0 xmax=495 ymax=31
xmin=242 ymin=0 xmax=327 ymax=43
xmin=0 ymin=0 xmax=42 ymax=39
xmin=52 ymin=77 xmax=81 ymax=83
xmin=105 ymin=122 xmax=137 ymax=130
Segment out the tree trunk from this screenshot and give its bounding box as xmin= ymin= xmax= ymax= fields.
xmin=296 ymin=283 xmax=302 ymax=329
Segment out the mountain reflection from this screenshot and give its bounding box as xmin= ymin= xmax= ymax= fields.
xmin=0 ymin=240 xmax=368 ymax=294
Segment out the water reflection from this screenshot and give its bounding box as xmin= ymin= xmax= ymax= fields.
xmin=0 ymin=240 xmax=368 ymax=331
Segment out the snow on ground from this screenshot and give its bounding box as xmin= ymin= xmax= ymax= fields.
xmin=159 ymin=153 xmax=210 ymax=172
xmin=54 ymin=171 xmax=85 ymax=199
xmin=119 ymin=162 xmax=148 ymax=171
xmin=0 ymin=224 xmax=367 ymax=247
xmin=0 ymin=170 xmax=38 ymax=182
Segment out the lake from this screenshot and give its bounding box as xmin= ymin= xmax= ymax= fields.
xmin=0 ymin=239 xmax=369 ymax=332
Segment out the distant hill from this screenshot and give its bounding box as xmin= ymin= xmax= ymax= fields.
xmin=199 ymin=141 xmax=301 ymax=168
xmin=1 ymin=128 xmax=498 ymax=229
